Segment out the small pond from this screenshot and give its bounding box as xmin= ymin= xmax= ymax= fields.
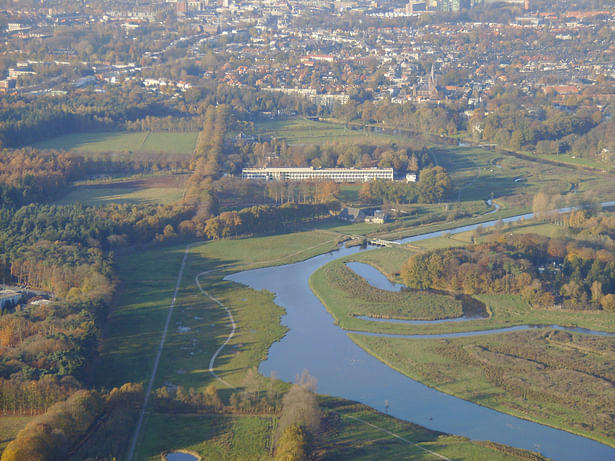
xmin=345 ymin=261 xmax=404 ymax=292
xmin=165 ymin=452 xmax=199 ymax=461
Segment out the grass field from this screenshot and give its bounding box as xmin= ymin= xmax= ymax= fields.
xmin=32 ymin=131 xmax=198 ymax=154
xmin=0 ymin=416 xmax=33 ymax=454
xmin=254 ymin=119 xmax=403 ymax=145
xmin=431 ymin=145 xmax=615 ymax=206
xmin=136 ymin=414 xmax=273 ymax=461
xmin=319 ymin=399 xmax=548 ymax=461
xmin=54 ymin=175 xmax=187 ymax=206
xmin=351 ymin=328 xmax=615 ymax=447
xmin=95 ymin=230 xmax=340 ymax=391
xmin=136 ymin=399 xmax=544 ymax=461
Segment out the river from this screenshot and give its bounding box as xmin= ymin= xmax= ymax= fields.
xmin=226 ymin=209 xmax=615 ymax=461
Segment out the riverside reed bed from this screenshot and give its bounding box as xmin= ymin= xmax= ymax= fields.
xmin=350 ymin=328 xmax=615 ymax=447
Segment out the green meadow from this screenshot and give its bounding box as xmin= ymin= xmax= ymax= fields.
xmin=32 ymin=131 xmax=198 ymax=154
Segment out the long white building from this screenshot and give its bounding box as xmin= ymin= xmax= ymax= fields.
xmin=241 ymin=167 xmax=394 ymax=183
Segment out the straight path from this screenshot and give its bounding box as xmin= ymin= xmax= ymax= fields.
xmin=126 ymin=245 xmax=190 ymax=461
xmin=332 ymin=411 xmax=450 ymax=461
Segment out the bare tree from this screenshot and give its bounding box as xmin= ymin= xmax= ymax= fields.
xmin=276 ymin=370 xmax=321 ymax=444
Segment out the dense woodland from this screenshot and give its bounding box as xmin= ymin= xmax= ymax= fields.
xmin=403 ymin=210 xmax=615 ymax=311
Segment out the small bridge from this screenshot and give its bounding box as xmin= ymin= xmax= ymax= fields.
xmin=368 ymin=238 xmax=400 ymax=248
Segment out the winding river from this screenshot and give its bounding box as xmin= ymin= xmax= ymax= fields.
xmin=227 ymin=210 xmax=615 ymax=461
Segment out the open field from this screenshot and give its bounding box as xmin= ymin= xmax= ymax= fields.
xmin=32 ymin=131 xmax=198 ymax=154
xmin=536 ymin=153 xmax=610 ymax=170
xmin=319 ymin=399 xmax=548 ymax=461
xmin=136 ymin=399 xmax=545 ymax=461
xmin=351 ymin=329 xmax=615 ymax=447
xmin=0 ymin=416 xmax=34 ymax=454
xmin=55 ymin=175 xmax=187 ymax=206
xmin=254 ymin=118 xmax=404 ymax=145
xmin=431 ymin=144 xmax=615 ymax=206
xmin=136 ymin=414 xmax=273 ymax=461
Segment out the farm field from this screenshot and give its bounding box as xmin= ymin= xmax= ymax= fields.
xmin=32 ymin=131 xmax=198 ymax=154
xmin=54 ymin=175 xmax=187 ymax=206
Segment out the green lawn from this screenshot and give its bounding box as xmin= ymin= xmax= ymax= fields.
xmin=32 ymin=131 xmax=198 ymax=154
xmin=54 ymin=175 xmax=187 ymax=206
xmin=253 ymin=119 xmax=399 ymax=145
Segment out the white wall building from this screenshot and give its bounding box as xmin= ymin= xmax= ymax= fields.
xmin=242 ymin=167 xmax=394 ymax=182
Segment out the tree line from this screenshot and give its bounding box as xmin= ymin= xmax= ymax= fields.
xmin=359 ymin=166 xmax=452 ymax=204
xmin=1 ymin=383 xmax=143 ymax=461
xmin=402 ymin=223 xmax=615 ymax=311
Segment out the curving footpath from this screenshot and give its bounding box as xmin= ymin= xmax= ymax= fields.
xmin=195 ymin=270 xmax=237 ymax=390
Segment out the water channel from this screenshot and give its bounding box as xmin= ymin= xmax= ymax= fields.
xmin=226 ymin=210 xmax=615 ymax=461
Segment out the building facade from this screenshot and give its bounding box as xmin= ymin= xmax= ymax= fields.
xmin=242 ymin=167 xmax=394 ymax=183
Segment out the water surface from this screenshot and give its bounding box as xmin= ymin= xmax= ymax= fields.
xmin=165 ymin=453 xmax=198 ymax=461
xmin=228 ymin=243 xmax=615 ymax=461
